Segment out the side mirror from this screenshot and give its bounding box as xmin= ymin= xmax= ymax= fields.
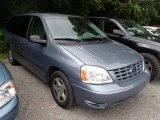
xmin=113 ymin=30 xmax=125 ymax=36
xmin=29 ymin=35 xmax=47 ymax=44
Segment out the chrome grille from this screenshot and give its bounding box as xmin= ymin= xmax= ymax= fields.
xmin=113 ymin=60 xmax=144 ymax=81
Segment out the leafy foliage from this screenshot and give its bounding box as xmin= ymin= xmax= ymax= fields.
xmin=0 ymin=29 xmax=6 ymax=54
xmin=0 ymin=0 xmax=160 ymax=26
xmin=0 ymin=0 xmax=160 ymax=54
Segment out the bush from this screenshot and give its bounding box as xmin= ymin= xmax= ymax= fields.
xmin=0 ymin=28 xmax=6 ymax=54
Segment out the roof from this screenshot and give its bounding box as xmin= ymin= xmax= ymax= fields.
xmin=86 ymin=16 xmax=127 ymax=22
xmin=14 ymin=12 xmax=83 ymax=19
xmin=86 ymin=16 xmax=110 ymax=20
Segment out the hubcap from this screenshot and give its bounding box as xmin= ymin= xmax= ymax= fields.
xmin=8 ymin=50 xmax=13 ymax=63
xmin=53 ymin=78 xmax=67 ymax=103
xmin=145 ymin=59 xmax=152 ymax=72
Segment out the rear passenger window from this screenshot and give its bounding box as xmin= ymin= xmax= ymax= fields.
xmin=104 ymin=21 xmax=121 ymax=34
xmin=6 ymin=16 xmax=31 ymax=38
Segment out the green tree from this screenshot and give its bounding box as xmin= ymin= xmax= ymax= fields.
xmin=0 ymin=0 xmax=160 ymax=27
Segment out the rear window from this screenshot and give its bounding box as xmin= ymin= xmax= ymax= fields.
xmin=6 ymin=16 xmax=31 ymax=38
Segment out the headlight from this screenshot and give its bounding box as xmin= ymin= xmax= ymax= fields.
xmin=81 ymin=65 xmax=113 ymax=84
xmin=0 ymin=81 xmax=16 ymax=108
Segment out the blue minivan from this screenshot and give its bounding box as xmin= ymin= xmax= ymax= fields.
xmin=6 ymin=13 xmax=150 ymax=109
xmin=0 ymin=61 xmax=19 ymax=120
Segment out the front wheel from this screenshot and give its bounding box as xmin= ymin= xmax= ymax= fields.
xmin=50 ymin=71 xmax=75 ymax=109
xmin=141 ymin=53 xmax=160 ymax=81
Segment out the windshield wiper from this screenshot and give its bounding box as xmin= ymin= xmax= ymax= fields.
xmin=82 ymin=37 xmax=107 ymax=41
xmin=54 ymin=38 xmax=83 ymax=42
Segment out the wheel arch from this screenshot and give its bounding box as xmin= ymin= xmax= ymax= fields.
xmin=137 ymin=48 xmax=160 ymax=60
xmin=47 ymin=66 xmax=69 ymax=87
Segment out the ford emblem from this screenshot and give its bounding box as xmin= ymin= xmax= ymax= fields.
xmin=129 ymin=68 xmax=136 ymax=74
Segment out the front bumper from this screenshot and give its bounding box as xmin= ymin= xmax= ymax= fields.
xmin=71 ymin=69 xmax=150 ymax=108
xmin=0 ymin=95 xmax=19 ymax=120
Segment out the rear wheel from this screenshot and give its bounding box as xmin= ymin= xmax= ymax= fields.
xmin=50 ymin=71 xmax=75 ymax=109
xmin=8 ymin=49 xmax=19 ymax=65
xmin=141 ymin=53 xmax=160 ymax=81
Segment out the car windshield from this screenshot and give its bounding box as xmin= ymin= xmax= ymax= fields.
xmin=119 ymin=21 xmax=150 ymax=36
xmin=46 ymin=16 xmax=108 ymax=42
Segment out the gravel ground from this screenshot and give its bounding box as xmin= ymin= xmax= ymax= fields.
xmin=4 ymin=61 xmax=160 ymax=120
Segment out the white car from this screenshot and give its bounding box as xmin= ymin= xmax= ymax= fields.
xmin=143 ymin=26 xmax=160 ymax=36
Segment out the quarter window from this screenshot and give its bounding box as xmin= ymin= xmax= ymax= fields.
xmin=6 ymin=16 xmax=31 ymax=38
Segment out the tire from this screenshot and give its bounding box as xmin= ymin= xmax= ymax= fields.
xmin=50 ymin=71 xmax=75 ymax=109
xmin=141 ymin=53 xmax=160 ymax=81
xmin=8 ymin=49 xmax=19 ymax=65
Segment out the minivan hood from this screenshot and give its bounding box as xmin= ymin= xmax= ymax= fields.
xmin=63 ymin=42 xmax=142 ymax=70
xmin=0 ymin=62 xmax=6 ymax=85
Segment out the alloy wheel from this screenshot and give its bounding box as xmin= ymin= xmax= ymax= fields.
xmin=52 ymin=78 xmax=67 ymax=103
xmin=145 ymin=59 xmax=152 ymax=72
xmin=8 ymin=50 xmax=14 ymax=63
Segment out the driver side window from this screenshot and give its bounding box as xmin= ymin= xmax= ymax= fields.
xmin=29 ymin=17 xmax=46 ymax=40
xmin=104 ymin=21 xmax=121 ymax=34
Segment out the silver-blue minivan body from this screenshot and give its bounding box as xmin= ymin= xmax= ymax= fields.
xmin=6 ymin=13 xmax=150 ymax=108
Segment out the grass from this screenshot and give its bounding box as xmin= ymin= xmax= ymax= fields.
xmin=0 ymin=53 xmax=7 ymax=60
